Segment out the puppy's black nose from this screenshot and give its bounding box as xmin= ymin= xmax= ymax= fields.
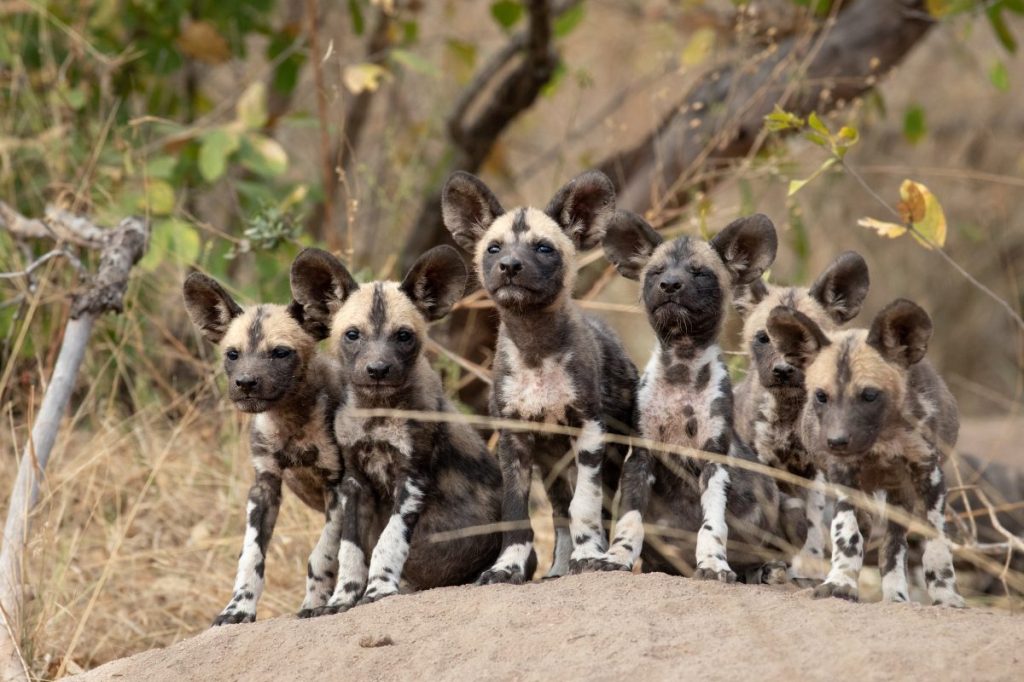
xmin=659 ymin=276 xmax=682 ymax=293
xmin=235 ymin=376 xmax=258 ymax=392
xmin=772 ymin=364 xmax=794 ymax=380
xmin=827 ymin=435 xmax=850 ymax=450
xmin=498 ymin=257 xmax=522 ymax=275
xmin=367 ymin=362 xmax=391 ymax=380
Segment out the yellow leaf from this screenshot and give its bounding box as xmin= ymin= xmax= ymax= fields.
xmin=250 ymin=135 xmax=288 ymax=175
xmin=236 ymin=83 xmax=267 ymax=130
xmin=900 ymin=179 xmax=946 ymax=248
xmin=176 ymin=20 xmax=231 ymax=64
xmin=138 ymin=180 xmax=175 ymax=215
xmin=857 ymin=217 xmax=907 ymax=239
xmin=343 ymin=63 xmax=390 ymax=94
xmin=681 ymin=28 xmax=716 ymax=67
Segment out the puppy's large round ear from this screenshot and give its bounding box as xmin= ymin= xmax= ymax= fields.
xmin=809 ymin=251 xmax=870 ymax=325
xmin=400 ymin=245 xmax=468 ymax=322
xmin=441 ymin=172 xmax=505 ymax=252
xmin=183 ymin=272 xmax=243 ymax=344
xmin=710 ymin=214 xmax=778 ymax=285
xmin=602 ymin=210 xmax=663 ymax=281
xmin=545 ymin=170 xmax=616 ymax=251
xmin=289 ymin=248 xmax=359 ymax=340
xmin=766 ymin=306 xmax=830 ymax=370
xmin=867 ymin=298 xmax=932 ymax=368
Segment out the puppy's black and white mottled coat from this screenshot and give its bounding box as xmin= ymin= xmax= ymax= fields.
xmin=442 ymin=171 xmax=638 ymax=581
xmin=597 ymin=211 xmax=796 ymax=581
xmin=733 ymin=252 xmax=870 ymax=582
xmin=768 ymin=299 xmax=964 ymax=606
xmin=183 ymin=274 xmax=345 ymax=625
xmin=289 ymin=246 xmax=502 ymax=613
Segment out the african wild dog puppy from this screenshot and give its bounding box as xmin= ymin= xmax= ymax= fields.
xmin=591 ymin=210 xmax=796 ymax=581
xmin=767 ymin=299 xmax=964 ymax=606
xmin=183 ymin=274 xmax=346 ymax=625
xmin=289 ymin=245 xmax=503 ymax=614
xmin=733 ymin=252 xmax=870 ymax=583
xmin=441 ymin=170 xmax=638 ymax=582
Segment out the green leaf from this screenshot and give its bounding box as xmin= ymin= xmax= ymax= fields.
xmin=803 ymin=131 xmax=829 ymax=147
xmin=138 ymin=180 xmax=176 ymax=215
xmin=764 ymin=105 xmax=804 ymax=133
xmin=681 ymin=28 xmax=716 ymax=66
xmin=236 ymin=82 xmax=268 ymax=129
xmin=541 ymin=62 xmax=567 ymax=98
xmin=240 ymin=134 xmax=288 ymax=177
xmin=490 ymin=1 xmax=523 ymax=30
xmin=554 ymin=4 xmax=585 ymax=38
xmin=391 ymin=49 xmax=437 ymax=76
xmin=446 ymin=39 xmax=477 ymax=70
xmin=902 ymin=105 xmax=926 ymax=144
xmin=198 ymin=128 xmax=241 ymax=182
xmin=348 ymin=0 xmax=365 ymax=35
xmin=990 ymin=60 xmax=1010 ymax=91
xmin=145 ymin=156 xmax=178 ymax=180
xmin=140 ymin=218 xmax=202 ymax=272
xmin=807 ymin=111 xmax=830 ymax=138
xmin=787 ymin=158 xmax=836 ymax=196
xmin=987 ymin=6 xmax=1018 ymax=52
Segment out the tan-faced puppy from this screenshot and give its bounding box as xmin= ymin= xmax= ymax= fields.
xmin=733 ymin=252 xmax=870 ymax=582
xmin=183 ymin=275 xmax=345 ymax=625
xmin=289 ymin=246 xmax=502 ymax=614
xmin=597 ymin=210 xmax=795 ymax=582
xmin=768 ymin=299 xmax=964 ymax=606
xmin=441 ymin=170 xmax=639 ymax=582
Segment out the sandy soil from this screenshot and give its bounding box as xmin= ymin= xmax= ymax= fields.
xmin=79 ymin=572 xmax=1023 ymax=682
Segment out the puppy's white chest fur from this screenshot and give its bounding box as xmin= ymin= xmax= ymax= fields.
xmin=499 ymin=337 xmax=577 ymax=423
xmin=638 ymin=345 xmax=728 ymax=448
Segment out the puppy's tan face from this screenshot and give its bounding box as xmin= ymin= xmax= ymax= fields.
xmin=804 ymin=330 xmax=904 ymax=456
xmin=330 ymin=283 xmax=428 ymax=397
xmin=475 ymin=207 xmax=577 ymax=312
xmin=743 ymin=287 xmax=835 ymax=390
xmin=218 ymin=305 xmax=317 ymax=413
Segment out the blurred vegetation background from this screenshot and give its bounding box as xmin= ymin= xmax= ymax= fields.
xmin=1 ymin=0 xmax=1022 ymax=677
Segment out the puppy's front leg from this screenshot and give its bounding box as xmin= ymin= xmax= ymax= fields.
xmin=568 ymin=418 xmax=609 ymax=573
xmin=360 ymin=473 xmax=428 ymax=604
xmin=583 ymin=446 xmax=652 ymax=572
xmin=478 ymin=430 xmax=535 ymax=585
xmin=694 ymin=429 xmax=737 ymax=583
xmin=813 ymin=494 xmax=863 ymax=601
xmin=916 ymin=463 xmax=964 ymax=608
xmin=789 ymin=470 xmax=829 ymax=585
xmin=297 ymin=474 xmax=344 ymax=618
xmin=213 ymin=468 xmax=282 ymax=626
xmin=309 ymin=474 xmax=369 ymax=617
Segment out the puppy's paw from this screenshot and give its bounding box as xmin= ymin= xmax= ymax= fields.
xmin=694 ymin=567 xmax=738 ymax=584
xmin=933 ymin=592 xmax=966 ymax=609
xmin=813 ymin=580 xmax=859 ymax=602
xmin=211 ymin=610 xmax=255 ymax=627
xmin=476 ymin=566 xmax=527 ymax=585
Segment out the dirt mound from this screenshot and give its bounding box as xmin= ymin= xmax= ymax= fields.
xmin=79 ymin=572 xmax=1023 ymax=681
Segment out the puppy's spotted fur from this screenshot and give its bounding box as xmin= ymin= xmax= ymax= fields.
xmin=733 ymin=252 xmax=870 ymax=582
xmin=289 ymin=246 xmax=503 ymax=614
xmin=183 ymin=274 xmax=345 ymax=625
xmin=442 ymin=171 xmax=639 ymax=582
xmin=768 ymin=299 xmax=964 ymax=607
xmin=596 ymin=211 xmax=799 ymax=581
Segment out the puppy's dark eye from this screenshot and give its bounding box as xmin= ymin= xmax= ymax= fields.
xmin=861 ymin=388 xmax=880 ymax=403
xmin=395 ymin=329 xmax=413 ymax=343
xmin=345 ymin=328 xmax=361 ymax=341
xmin=535 ymin=242 xmax=554 ymax=254
xmin=689 ymin=265 xmax=702 ymax=275
xmin=755 ymin=330 xmax=770 ymax=345
xmin=271 ymin=346 xmax=293 ymax=359
xmin=225 ymin=349 xmax=239 ymax=361
xmin=815 ymin=389 xmax=829 ymax=404
xmin=486 ymin=243 xmax=501 ymax=254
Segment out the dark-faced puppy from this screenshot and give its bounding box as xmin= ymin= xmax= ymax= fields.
xmin=441 ymin=170 xmax=639 ymax=582
xmin=183 ymin=274 xmax=346 ymax=625
xmin=768 ymin=299 xmax=964 ymax=607
xmin=289 ymin=246 xmax=503 ymax=614
xmin=733 ymin=252 xmax=870 ymax=582
xmin=596 ymin=210 xmax=796 ymax=581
